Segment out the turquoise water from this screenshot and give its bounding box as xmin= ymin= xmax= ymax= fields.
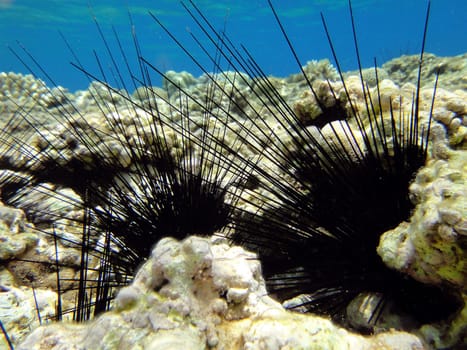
xmin=0 ymin=0 xmax=466 ymax=92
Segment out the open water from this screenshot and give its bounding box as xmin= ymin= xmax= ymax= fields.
xmin=0 ymin=0 xmax=466 ymax=92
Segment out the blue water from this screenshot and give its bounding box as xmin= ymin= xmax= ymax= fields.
xmin=0 ymin=0 xmax=466 ymax=92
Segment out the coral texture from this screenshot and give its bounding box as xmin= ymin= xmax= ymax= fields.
xmin=17 ymin=236 xmax=427 ymax=350
xmin=0 ymin=53 xmax=466 ymax=349
xmin=382 ymin=53 xmax=467 ymax=91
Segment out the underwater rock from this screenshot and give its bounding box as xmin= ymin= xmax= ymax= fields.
xmin=382 ymin=53 xmax=467 ymax=91
xmin=378 ymin=126 xmax=466 ymax=289
xmin=0 ymin=72 xmax=48 ymax=111
xmin=162 ymin=70 xmax=199 ymax=96
xmin=0 ymin=274 xmax=57 ymax=347
xmin=286 ymin=59 xmax=339 ymax=85
xmin=377 ymin=121 xmax=467 ymax=349
xmin=431 ymin=87 xmax=467 ymax=149
xmin=419 ymin=300 xmax=467 ymax=349
xmin=17 ymin=235 xmax=428 ymax=350
xmin=344 ymin=66 xmax=389 ymax=87
xmin=378 ymin=153 xmax=467 ymax=287
xmin=0 ymin=72 xmax=71 ymax=127
xmin=1 ymin=53 xmax=466 ymax=348
xmin=292 ymin=79 xmax=347 ymax=126
xmin=73 ymin=81 xmax=130 ymax=113
xmin=6 ymin=182 xmax=82 ymax=224
xmin=0 ymin=204 xmax=36 ymax=261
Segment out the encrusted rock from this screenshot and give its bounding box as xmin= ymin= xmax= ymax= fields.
xmin=0 ymin=268 xmax=57 ymax=346
xmin=2 ymin=53 xmax=466 ymax=349
xmin=378 ymin=148 xmax=466 ymax=289
xmin=382 ymin=53 xmax=467 ymax=91
xmin=0 ymin=205 xmax=37 ymax=261
xmin=17 ymin=236 xmax=428 ymax=350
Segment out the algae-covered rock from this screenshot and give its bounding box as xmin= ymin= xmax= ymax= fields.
xmin=162 ymin=70 xmax=199 ymax=96
xmin=286 ymin=59 xmax=339 ymax=85
xmin=0 ymin=268 xmax=57 ymax=347
xmin=377 ymin=121 xmax=467 ymax=349
xmin=0 ymin=72 xmax=49 ymax=111
xmin=0 ymin=205 xmax=37 ymax=261
xmin=382 ymin=53 xmax=467 ymax=91
xmin=17 ymin=236 xmax=428 ymax=350
xmin=3 ymin=53 xmax=467 ymax=349
xmin=0 ymin=72 xmax=72 ymax=132
xmin=431 ymin=88 xmax=467 ymax=149
xmin=378 ymin=133 xmax=466 ymax=288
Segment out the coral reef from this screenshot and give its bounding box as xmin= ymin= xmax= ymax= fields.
xmin=0 ymin=205 xmax=35 ymax=261
xmin=17 ymin=236 xmax=427 ymax=350
xmin=0 ymin=72 xmax=70 ymax=120
xmin=0 ymin=202 xmax=58 ymax=346
xmin=344 ymin=67 xmax=390 ymax=87
xmin=382 ymin=53 xmax=467 ymax=91
xmin=376 ymin=89 xmax=467 ymax=349
xmin=286 ymin=59 xmax=339 ymax=85
xmin=0 ymin=270 xmax=57 ymax=347
xmin=378 ymin=138 xmax=466 ymax=288
xmin=0 ymin=53 xmax=466 ymax=349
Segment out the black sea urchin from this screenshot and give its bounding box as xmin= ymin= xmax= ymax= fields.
xmin=1 ymin=12 xmax=255 ymax=320
xmin=155 ymin=0 xmax=462 ymax=332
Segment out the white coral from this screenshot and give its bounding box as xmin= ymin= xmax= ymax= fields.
xmin=18 ymin=236 xmax=427 ymax=350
